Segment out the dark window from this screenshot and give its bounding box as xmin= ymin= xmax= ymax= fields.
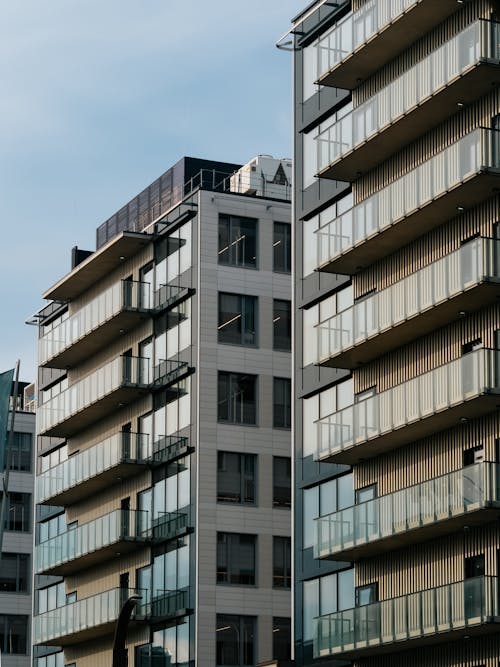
xmin=273 ymin=536 xmax=291 ymax=589
xmin=217 ymin=452 xmax=257 ymax=505
xmin=0 ymin=554 xmax=29 ymax=592
xmin=218 ymin=372 xmax=257 ymax=425
xmin=273 ymin=222 xmax=291 ymax=273
xmin=273 ymin=457 xmax=291 ymax=508
xmin=217 ymin=533 xmax=256 ymax=585
xmin=465 ymin=554 xmax=485 ymax=579
xmin=355 ymin=583 xmax=378 ymax=607
xmin=0 ymin=615 xmax=28 ymax=654
xmin=218 ymin=215 xmax=257 ymax=268
xmin=273 ymin=617 xmax=291 ymax=661
xmin=0 ymin=493 xmax=30 ymax=532
xmin=273 ymin=299 xmax=291 ymax=351
xmin=463 ymin=445 xmax=484 ymax=466
xmin=218 ymin=293 xmax=258 ymax=347
xmin=9 ymin=432 xmax=32 ymax=472
xmin=216 ymin=614 xmax=256 ymax=666
xmin=273 ymin=378 xmax=291 ymax=429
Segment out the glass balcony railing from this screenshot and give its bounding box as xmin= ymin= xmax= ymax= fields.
xmin=154 ymin=283 xmax=191 ymax=312
xmin=149 ymin=511 xmax=189 ymax=542
xmin=138 ymin=589 xmax=188 ymax=621
xmin=317 ymin=238 xmax=500 ymax=368
xmin=152 ymin=434 xmax=191 ymax=465
xmin=153 ymin=359 xmax=190 ymax=387
xmin=35 ymin=509 xmax=149 ymax=575
xmin=317 ymin=21 xmax=500 ymax=178
xmin=316 ymin=128 xmax=500 ymax=274
xmin=39 ymin=280 xmax=151 ymax=366
xmin=318 ymin=349 xmax=500 ymax=463
xmin=316 ymin=463 xmax=500 ymax=561
xmin=33 ymin=587 xmax=144 ymax=645
xmin=38 ymin=355 xmax=151 ymax=437
xmin=36 ymin=431 xmax=150 ymax=505
xmin=315 ymin=576 xmax=500 ymax=658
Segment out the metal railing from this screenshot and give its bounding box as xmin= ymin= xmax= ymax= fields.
xmin=315 ymin=576 xmax=500 ymax=658
xmin=316 ymin=462 xmax=500 ymax=559
xmin=316 ymin=20 xmax=500 ymax=171
xmin=39 ymin=280 xmax=151 ymax=365
xmin=316 ymin=128 xmax=500 ymax=269
xmin=38 ymin=355 xmax=151 ymax=435
xmin=138 ymin=589 xmax=188 ymax=620
xmin=317 ymin=237 xmax=500 ymax=363
xmin=317 ymin=348 xmax=500 ymax=460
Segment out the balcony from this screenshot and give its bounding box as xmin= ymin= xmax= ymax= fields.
xmin=35 ymin=509 xmax=150 ymax=576
xmin=38 ymin=356 xmax=191 ymax=438
xmin=154 ymin=283 xmax=194 ymax=313
xmin=317 ymin=0 xmax=460 ymax=90
xmin=39 ymin=281 xmax=152 ymax=369
xmin=317 ymin=349 xmax=500 ymax=465
xmin=316 ymin=463 xmax=500 ymax=562
xmin=36 ymin=432 xmax=191 ymax=506
xmin=138 ymin=589 xmax=189 ymax=624
xmin=317 ymin=20 xmax=500 ymax=181
xmin=33 ymin=587 xmax=144 ymax=646
xmin=149 ymin=510 xmax=190 ymax=542
xmin=317 ymin=238 xmax=500 ymax=369
xmin=315 ymin=576 xmax=500 ymax=659
xmin=316 ymin=128 xmax=500 ymax=275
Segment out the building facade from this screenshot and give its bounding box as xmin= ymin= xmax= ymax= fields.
xmin=284 ymin=0 xmax=500 ymax=665
xmin=33 ymin=157 xmax=292 ymax=667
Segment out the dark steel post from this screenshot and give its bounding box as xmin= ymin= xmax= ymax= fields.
xmin=112 ymin=594 xmax=142 ymax=667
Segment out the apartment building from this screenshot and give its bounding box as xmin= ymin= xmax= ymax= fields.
xmin=33 ymin=156 xmax=292 ymax=667
xmin=281 ymin=0 xmax=500 ymax=665
xmin=0 ymin=382 xmax=36 ymax=667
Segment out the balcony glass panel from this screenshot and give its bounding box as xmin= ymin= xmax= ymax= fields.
xmin=315 ymin=576 xmax=499 ymax=658
xmin=39 ymin=281 xmax=151 ymax=365
xmin=33 ymin=587 xmax=143 ymax=645
xmin=316 ymin=128 xmax=500 ymax=269
xmin=316 ymin=0 xmax=418 ymax=80
xmin=316 ymin=462 xmax=500 ymax=558
xmin=317 ymin=238 xmax=500 ymax=363
xmin=38 ymin=355 xmax=151 ymax=435
xmin=36 ymin=509 xmax=148 ymax=574
xmin=138 ymin=589 xmax=188 ymax=620
xmin=317 ymin=21 xmax=500 ymax=172
xmin=36 ymin=431 xmax=150 ymax=504
xmin=318 ymin=349 xmax=500 ymax=460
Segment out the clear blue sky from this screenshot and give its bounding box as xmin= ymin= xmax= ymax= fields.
xmin=0 ymin=1 xmax=304 ymax=380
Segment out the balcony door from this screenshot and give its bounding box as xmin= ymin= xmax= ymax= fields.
xmin=464 ymin=555 xmax=485 ymax=622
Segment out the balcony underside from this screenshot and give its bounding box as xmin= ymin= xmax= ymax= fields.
xmin=319 ymin=618 xmax=500 ymax=660
xmin=319 ymin=0 xmax=460 ymax=90
xmin=39 ymin=536 xmax=149 ymax=577
xmin=319 ymin=170 xmax=500 ymax=275
xmin=320 ymin=280 xmax=500 ymax=370
xmin=39 ymin=460 xmax=148 ymax=506
xmin=320 ymin=392 xmax=500 ymax=466
xmin=40 ymin=385 xmax=151 ymax=438
xmin=320 ymin=504 xmax=500 ymax=562
xmin=43 ymin=618 xmax=144 ymax=647
xmin=42 ymin=309 xmax=151 ymax=370
xmin=321 ymin=63 xmax=500 ymax=182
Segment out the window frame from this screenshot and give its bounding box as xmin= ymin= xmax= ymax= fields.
xmin=273 ymin=536 xmax=291 ymax=589
xmin=273 ymin=299 xmax=292 ymax=352
xmin=273 ymin=221 xmax=292 ymax=274
xmin=218 ymin=214 xmax=258 ymax=269
xmin=217 ymin=451 xmax=257 ymax=506
xmin=217 ymin=372 xmax=258 ymax=426
xmin=217 ymin=532 xmax=257 ymax=586
xmin=218 ymin=292 xmax=258 ymax=348
xmin=273 ymin=377 xmax=291 ymax=429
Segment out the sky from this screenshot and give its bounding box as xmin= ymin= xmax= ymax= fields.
xmin=0 ymin=1 xmax=305 ymax=380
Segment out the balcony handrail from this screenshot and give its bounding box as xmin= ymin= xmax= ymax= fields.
xmin=317 ymin=348 xmax=500 ymax=459
xmin=316 ymin=237 xmax=500 ymax=363
xmin=314 ymin=575 xmax=499 ymax=657
xmin=39 ymin=280 xmax=152 ymax=364
xmin=315 ymin=128 xmax=500 ymax=271
xmin=315 ymin=20 xmax=500 ymax=172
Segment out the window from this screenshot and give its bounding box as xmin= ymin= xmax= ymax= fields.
xmin=0 ymin=492 xmax=30 ymax=532
xmin=35 ymin=652 xmax=64 ymax=667
xmin=273 ymin=457 xmax=291 ymax=508
xmin=303 ymin=569 xmax=355 ymax=641
xmin=217 ymin=533 xmax=256 ymax=585
xmin=0 ymin=554 xmax=29 ymax=592
xmin=273 ymin=617 xmax=291 ymax=661
xmin=273 ymin=222 xmax=291 ymax=273
xmin=303 ymin=473 xmax=354 ymax=548
xmin=216 ymin=614 xmax=256 ymax=666
xmin=273 ymin=378 xmax=291 ymax=429
xmin=218 ymin=372 xmax=257 ymax=425
xmin=9 ymin=432 xmax=32 ymax=472
xmin=37 ymin=582 xmax=66 ymax=614
xmin=38 ymin=512 xmax=66 ymax=543
xmin=273 ymin=536 xmax=291 ymax=588
xmin=355 ymin=583 xmax=378 ymax=607
xmin=217 ymin=452 xmax=256 ymax=505
xmin=218 ymin=214 xmax=257 ymax=268
xmin=218 ymin=293 xmax=258 ymax=347
xmin=0 ymin=615 xmax=28 ymax=654
xmin=273 ymin=299 xmax=291 ymax=351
